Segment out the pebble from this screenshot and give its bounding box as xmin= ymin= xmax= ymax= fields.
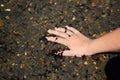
xmin=30 ymin=17 xmax=33 ymax=20
xmin=32 ymin=21 xmax=39 ymax=27
xmin=31 ymin=45 xmax=35 ymax=48
xmin=12 ymin=63 xmax=15 ymax=66
xmin=101 ymin=14 xmax=106 ymax=17
xmin=63 ymin=64 xmax=66 ymax=67
xmin=20 ymin=64 xmax=24 ymax=69
xmin=84 ymin=61 xmax=88 ymax=65
xmin=23 ymin=75 xmax=27 ymax=78
xmin=28 ymin=8 xmax=31 ymax=11
xmin=92 ymin=34 xmax=97 ymax=37
xmin=100 ymin=31 xmax=107 ymax=36
xmin=95 ymin=66 xmax=99 ymax=70
xmin=81 ymin=0 xmax=87 ymax=4
xmin=1 ymin=4 xmax=4 ymax=7
xmin=93 ymin=62 xmax=96 ymax=65
xmin=0 ymin=19 xmax=4 ymax=27
xmin=49 ymin=0 xmax=53 ymax=4
xmin=91 ymin=2 xmax=96 ymax=7
xmin=72 ymin=16 xmax=76 ymax=21
xmin=17 ymin=53 xmax=20 ymax=57
xmin=5 ymin=9 xmax=11 ymax=11
xmin=5 ymin=16 xmax=10 ymax=19
xmin=25 ymin=52 xmax=27 ymax=56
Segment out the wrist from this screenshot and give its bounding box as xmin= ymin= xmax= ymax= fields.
xmin=84 ymin=39 xmax=97 ymax=56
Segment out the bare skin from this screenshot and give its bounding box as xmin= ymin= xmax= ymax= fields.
xmin=46 ymin=26 xmax=120 ymax=57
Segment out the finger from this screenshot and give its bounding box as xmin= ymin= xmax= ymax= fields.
xmin=62 ymin=50 xmax=76 ymax=56
xmin=46 ymin=37 xmax=67 ymax=45
xmin=48 ymin=29 xmax=68 ymax=38
xmin=55 ymin=27 xmax=73 ymax=35
xmin=65 ymin=26 xmax=87 ymax=38
xmin=65 ymin=25 xmax=80 ymax=33
xmin=55 ymin=27 xmax=65 ymax=32
xmin=63 ymin=50 xmax=83 ymax=57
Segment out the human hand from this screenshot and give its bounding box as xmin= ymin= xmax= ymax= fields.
xmin=46 ymin=26 xmax=94 ymax=57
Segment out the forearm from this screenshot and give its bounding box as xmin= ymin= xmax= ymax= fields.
xmin=88 ymin=28 xmax=120 ymax=55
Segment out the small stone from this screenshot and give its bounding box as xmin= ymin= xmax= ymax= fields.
xmin=100 ymin=31 xmax=107 ymax=36
xmin=69 ymin=60 xmax=72 ymax=63
xmin=29 ymin=3 xmax=32 ymax=6
xmin=40 ymin=58 xmax=44 ymax=64
xmin=72 ymin=9 xmax=76 ymax=13
xmin=81 ymin=0 xmax=87 ymax=4
xmin=0 ymin=19 xmax=4 ymax=27
xmin=23 ymin=75 xmax=27 ymax=78
xmin=91 ymin=2 xmax=96 ymax=7
xmin=59 ymin=15 xmax=64 ymax=19
xmin=1 ymin=4 xmax=4 ymax=7
xmin=103 ymin=55 xmax=106 ymax=59
xmin=92 ymin=34 xmax=97 ymax=37
xmin=64 ymin=10 xmax=68 ymax=15
xmin=101 ymin=14 xmax=106 ymax=17
xmin=99 ymin=57 xmax=105 ymax=62
xmin=32 ymin=21 xmax=39 ymax=27
xmin=63 ymin=64 xmax=66 ymax=67
xmin=54 ymin=2 xmax=57 ymax=5
xmin=106 ymin=7 xmax=110 ymax=9
xmin=76 ymin=73 xmax=79 ymax=76
xmin=84 ymin=61 xmax=88 ymax=65
xmin=13 ymin=31 xmax=21 ymax=35
xmin=21 ymin=45 xmax=25 ymax=47
xmin=17 ymin=53 xmax=20 ymax=57
xmin=41 ymin=43 xmax=45 ymax=50
xmin=20 ymin=64 xmax=24 ymax=69
xmin=49 ymin=0 xmax=53 ymax=4
xmin=72 ymin=16 xmax=76 ymax=21
xmin=93 ymin=61 xmax=96 ymax=65
xmin=31 ymin=45 xmax=35 ymax=48
xmin=28 ymin=8 xmax=31 ymax=11
xmin=12 ymin=63 xmax=15 ymax=66
xmin=25 ymin=52 xmax=27 ymax=56
xmin=5 ymin=16 xmax=10 ymax=19
xmin=30 ymin=17 xmax=33 ymax=20
xmin=95 ymin=66 xmax=99 ymax=70
xmin=5 ymin=9 xmax=11 ymax=11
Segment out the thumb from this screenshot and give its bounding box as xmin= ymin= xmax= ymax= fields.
xmin=62 ymin=50 xmax=75 ymax=57
xmin=63 ymin=50 xmax=83 ymax=57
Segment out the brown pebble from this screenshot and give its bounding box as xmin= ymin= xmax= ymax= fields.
xmin=32 ymin=21 xmax=39 ymax=27
xmin=31 ymin=45 xmax=35 ymax=48
xmin=0 ymin=19 xmax=4 ymax=27
xmin=91 ymin=2 xmax=96 ymax=7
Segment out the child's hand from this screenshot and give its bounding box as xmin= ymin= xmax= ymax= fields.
xmin=46 ymin=26 xmax=93 ymax=57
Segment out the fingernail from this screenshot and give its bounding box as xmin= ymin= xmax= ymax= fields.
xmin=47 ymin=29 xmax=51 ymax=33
xmin=55 ymin=27 xmax=58 ymax=30
xmin=65 ymin=25 xmax=69 ymax=28
xmin=45 ymin=37 xmax=49 ymax=40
